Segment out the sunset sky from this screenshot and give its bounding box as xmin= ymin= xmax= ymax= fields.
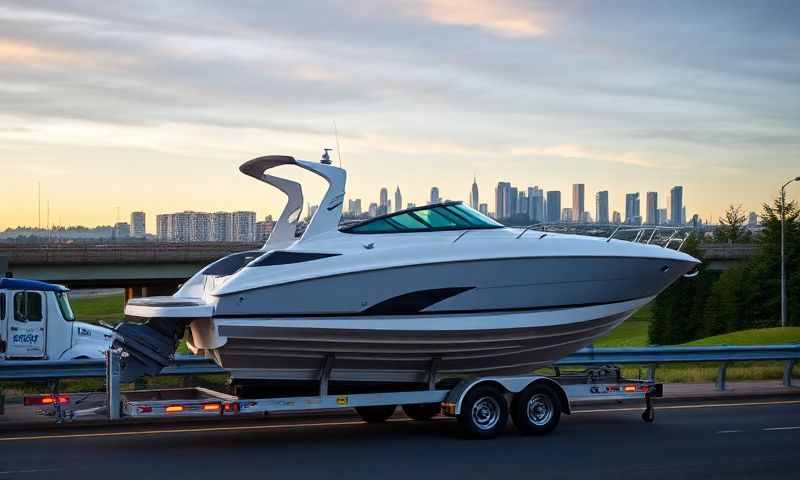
xmin=1 ymin=1 xmax=798 ymax=232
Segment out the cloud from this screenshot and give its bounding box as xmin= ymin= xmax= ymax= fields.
xmin=407 ymin=0 xmax=550 ymax=38
xmin=509 ymin=144 xmax=661 ymax=168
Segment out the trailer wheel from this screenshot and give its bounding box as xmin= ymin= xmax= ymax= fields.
xmin=402 ymin=403 xmax=440 ymax=421
xmin=511 ymin=384 xmax=561 ymax=436
xmin=355 ymin=405 xmax=396 ymax=423
xmin=457 ymin=385 xmax=508 ymax=439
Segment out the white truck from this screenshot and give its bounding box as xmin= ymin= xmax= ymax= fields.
xmin=0 ymin=278 xmax=112 ymax=361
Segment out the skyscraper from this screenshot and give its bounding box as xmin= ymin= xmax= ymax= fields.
xmin=347 ymin=198 xmax=362 ymax=216
xmin=528 ymin=187 xmax=544 ymax=222
xmin=595 ymin=191 xmax=609 ymax=224
xmin=646 ymin=192 xmax=658 ymax=225
xmin=670 ymin=186 xmax=684 ymax=225
xmin=657 ymin=208 xmax=667 ymax=226
xmin=612 ymin=211 xmax=622 ymax=224
xmin=156 ymin=214 xmax=170 ymax=241
xmin=479 ymin=203 xmax=489 ymax=216
xmin=625 ymin=193 xmax=641 ymax=224
xmin=561 ymin=208 xmax=573 ymax=223
xmin=430 ymin=187 xmax=441 ymax=205
xmin=379 ymin=187 xmax=389 ymax=215
xmin=509 ymin=186 xmax=518 ymax=217
xmin=572 ymin=184 xmax=585 ymax=224
xmin=546 ymin=191 xmax=561 ymax=223
xmin=130 ymin=211 xmax=146 ymax=238
xmin=394 ymin=186 xmax=402 ymax=213
xmin=494 ymin=182 xmax=511 ymax=219
xmin=470 ymin=177 xmax=479 ymax=210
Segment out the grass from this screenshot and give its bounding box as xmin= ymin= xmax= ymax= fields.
xmin=71 ymin=293 xmax=124 ymax=325
xmin=683 ymin=327 xmax=800 ymax=346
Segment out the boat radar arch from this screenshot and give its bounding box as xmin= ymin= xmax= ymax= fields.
xmin=239 ymin=153 xmax=346 ymax=248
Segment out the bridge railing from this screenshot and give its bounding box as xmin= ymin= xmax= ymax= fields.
xmin=1 ymin=345 xmax=798 ymax=393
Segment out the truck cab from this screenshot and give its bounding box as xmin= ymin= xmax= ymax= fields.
xmin=0 ymin=278 xmax=112 ymax=360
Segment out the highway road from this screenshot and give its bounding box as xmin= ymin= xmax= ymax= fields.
xmin=1 ymin=398 xmax=798 ymax=480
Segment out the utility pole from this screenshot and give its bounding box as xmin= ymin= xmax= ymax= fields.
xmin=780 ymin=176 xmax=800 ymax=328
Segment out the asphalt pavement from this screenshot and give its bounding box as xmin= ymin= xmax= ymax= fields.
xmin=0 ymin=398 xmax=798 ymax=480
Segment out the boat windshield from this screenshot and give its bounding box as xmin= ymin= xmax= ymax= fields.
xmin=341 ymin=202 xmax=503 ymax=234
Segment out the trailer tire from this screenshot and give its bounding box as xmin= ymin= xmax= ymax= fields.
xmin=355 ymin=405 xmax=396 ymax=423
xmin=457 ymin=385 xmax=508 ymax=439
xmin=402 ymin=403 xmax=440 ymax=421
xmin=511 ymin=384 xmax=561 ymax=436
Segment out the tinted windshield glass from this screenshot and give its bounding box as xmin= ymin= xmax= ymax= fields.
xmin=56 ymin=292 xmax=75 ymax=321
xmin=342 ymin=202 xmax=503 ymax=234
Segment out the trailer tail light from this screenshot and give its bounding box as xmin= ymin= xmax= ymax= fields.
xmin=224 ymin=402 xmax=239 ymax=413
xmin=24 ymin=394 xmax=70 ymax=406
xmin=165 ymin=405 xmax=185 ymax=413
xmin=623 ymin=385 xmax=637 ymax=393
xmin=202 ymin=403 xmax=221 ymax=412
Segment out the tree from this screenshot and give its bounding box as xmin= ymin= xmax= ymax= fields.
xmin=713 ymin=204 xmax=748 ymax=243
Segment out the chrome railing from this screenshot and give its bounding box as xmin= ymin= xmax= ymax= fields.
xmin=606 ymin=225 xmax=690 ymax=250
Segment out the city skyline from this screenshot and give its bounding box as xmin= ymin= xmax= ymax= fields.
xmin=1 ymin=2 xmax=797 ymax=233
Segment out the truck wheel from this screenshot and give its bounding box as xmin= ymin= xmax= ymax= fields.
xmin=457 ymin=385 xmax=508 ymax=439
xmin=355 ymin=405 xmax=396 ymax=423
xmin=511 ymin=384 xmax=561 ymax=436
xmin=402 ymin=403 xmax=440 ymax=421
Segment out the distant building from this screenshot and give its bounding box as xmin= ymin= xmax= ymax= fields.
xmin=546 ymin=191 xmax=561 ymax=223
xmin=517 ymin=190 xmax=527 ymax=216
xmin=494 ymin=182 xmax=511 ymax=219
xmin=368 ymin=202 xmax=378 ymax=217
xmin=645 ymin=192 xmax=658 ymax=225
xmin=156 ymin=214 xmax=170 ymax=241
xmin=479 ymin=203 xmax=489 ymax=216
xmin=595 ymin=191 xmax=609 ymax=224
xmin=130 ymin=211 xmax=146 ymax=238
xmin=114 ymin=222 xmax=130 ymax=239
xmin=211 ymin=212 xmax=233 ymax=242
xmin=527 ymin=187 xmax=544 ymax=222
xmin=430 ymin=187 xmax=441 ymax=205
xmin=625 ymin=193 xmax=640 ymax=224
xmin=394 ymin=187 xmax=402 ymax=213
xmin=190 ymin=212 xmax=212 ymax=242
xmin=232 ymin=211 xmax=257 ymax=242
xmin=748 ymin=211 xmax=758 ymax=226
xmin=561 ymin=208 xmax=573 ymax=223
xmin=670 ymin=186 xmax=684 ymax=225
xmin=347 ymin=199 xmax=362 ymax=216
xmin=255 ymin=218 xmax=275 ymax=241
xmin=470 ymin=177 xmax=479 ymax=210
xmin=657 ymin=208 xmax=668 ymax=226
xmin=612 ymin=211 xmax=622 ymax=224
xmin=572 ymin=184 xmax=585 ymax=223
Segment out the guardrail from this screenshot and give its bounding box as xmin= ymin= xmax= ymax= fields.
xmin=1 ymin=345 xmax=798 ymax=392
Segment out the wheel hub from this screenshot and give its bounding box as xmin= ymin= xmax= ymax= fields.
xmin=526 ymin=393 xmax=553 ymax=426
xmin=471 ymin=396 xmax=501 ymax=430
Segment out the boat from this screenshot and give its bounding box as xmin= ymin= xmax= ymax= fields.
xmin=117 ymin=152 xmax=700 ymax=384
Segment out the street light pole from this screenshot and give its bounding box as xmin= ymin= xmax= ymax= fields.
xmin=780 ymin=176 xmax=800 ymax=328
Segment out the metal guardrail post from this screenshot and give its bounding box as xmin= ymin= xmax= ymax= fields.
xmin=784 ymin=360 xmax=796 ymax=388
xmin=716 ymin=362 xmax=730 ymax=391
xmin=106 ymin=349 xmax=121 ymax=420
xmin=647 ymin=365 xmax=657 ymax=382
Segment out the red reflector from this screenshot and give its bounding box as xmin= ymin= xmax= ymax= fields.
xmin=138 ymin=406 xmax=153 ymax=414
xmin=203 ymin=403 xmax=221 ymax=412
xmin=224 ymin=402 xmax=240 ymax=413
xmin=24 ymin=395 xmax=70 ymax=406
xmin=165 ymin=405 xmax=184 ymax=413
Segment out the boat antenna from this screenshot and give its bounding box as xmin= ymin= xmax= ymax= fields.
xmin=333 ymin=120 xmax=342 ymax=167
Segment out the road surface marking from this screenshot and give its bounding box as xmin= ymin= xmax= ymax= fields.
xmin=575 ymin=399 xmax=800 ymax=414
xmin=716 ymin=430 xmax=744 ymax=434
xmin=0 ymin=468 xmax=59 ymax=475
xmin=762 ymin=426 xmax=800 ymax=431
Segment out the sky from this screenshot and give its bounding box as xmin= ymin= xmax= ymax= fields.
xmin=0 ymin=0 xmax=798 ymax=232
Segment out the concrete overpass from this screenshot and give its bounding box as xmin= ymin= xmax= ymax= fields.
xmin=1 ymin=243 xmax=260 ymax=299
xmin=1 ymin=242 xmax=758 ymax=298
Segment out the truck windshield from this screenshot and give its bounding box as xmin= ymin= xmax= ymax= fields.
xmin=56 ymin=292 xmax=75 ymax=321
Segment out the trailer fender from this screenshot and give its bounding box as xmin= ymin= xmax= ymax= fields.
xmin=446 ymin=376 xmax=571 ymax=416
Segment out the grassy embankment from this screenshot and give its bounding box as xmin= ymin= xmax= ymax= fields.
xmin=56 ymin=294 xmax=800 ymax=386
